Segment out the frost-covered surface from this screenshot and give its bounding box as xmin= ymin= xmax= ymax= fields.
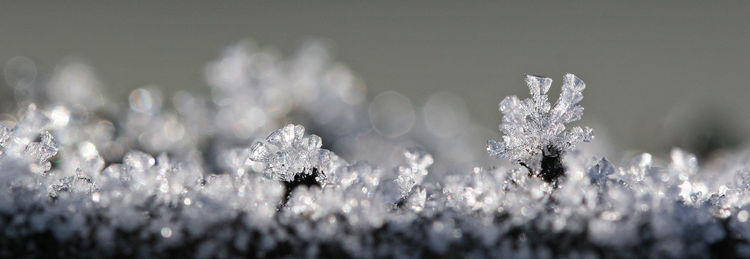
xmin=1 ymin=41 xmax=750 ymax=258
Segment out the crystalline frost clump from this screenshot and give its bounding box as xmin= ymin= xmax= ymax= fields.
xmin=249 ymin=124 xmax=345 ymax=184
xmin=23 ymin=131 xmax=59 ymax=174
xmin=488 ymin=74 xmax=593 ymax=181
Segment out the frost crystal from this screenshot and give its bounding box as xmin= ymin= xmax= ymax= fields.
xmin=23 ymin=131 xmax=59 ymax=174
xmin=394 ymin=149 xmax=433 ymax=199
xmin=249 ymin=124 xmax=345 ymax=184
xmin=588 ymin=158 xmax=614 ymax=186
xmin=488 ymin=74 xmax=593 ymax=180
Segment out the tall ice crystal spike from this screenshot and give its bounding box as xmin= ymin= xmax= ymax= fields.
xmin=487 ymin=74 xmax=593 ymax=177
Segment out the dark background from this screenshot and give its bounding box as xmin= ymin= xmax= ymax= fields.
xmin=1 ymin=1 xmax=748 ymax=157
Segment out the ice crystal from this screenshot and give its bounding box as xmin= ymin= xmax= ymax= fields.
xmin=394 ymin=149 xmax=433 ymax=201
xmin=23 ymin=131 xmax=59 ymax=174
xmin=488 ymin=74 xmax=593 ymax=180
xmin=249 ymin=124 xmax=345 ymax=184
xmin=588 ymin=157 xmax=615 ymax=186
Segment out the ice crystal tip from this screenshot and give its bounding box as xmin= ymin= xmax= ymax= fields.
xmin=488 ymin=74 xmax=594 ymax=173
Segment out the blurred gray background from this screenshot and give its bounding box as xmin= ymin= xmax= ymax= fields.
xmin=1 ymin=1 xmax=749 ymax=158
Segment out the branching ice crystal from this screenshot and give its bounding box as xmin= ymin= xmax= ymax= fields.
xmin=488 ymin=74 xmax=593 ymax=181
xmin=394 ymin=149 xmax=433 ymax=201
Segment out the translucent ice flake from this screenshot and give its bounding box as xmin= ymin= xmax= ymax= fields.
xmin=488 ymin=74 xmax=593 ymax=180
xmin=23 ymin=131 xmax=59 ymax=173
xmin=249 ymin=124 xmax=346 ymax=183
xmin=588 ymin=158 xmax=615 ymax=186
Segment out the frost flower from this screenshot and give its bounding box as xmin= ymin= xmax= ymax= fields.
xmin=487 ymin=74 xmax=593 ymax=181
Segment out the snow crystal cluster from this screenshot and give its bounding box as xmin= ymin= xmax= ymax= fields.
xmin=1 ymin=41 xmax=749 ymax=258
xmin=487 ymin=74 xmax=593 ymax=182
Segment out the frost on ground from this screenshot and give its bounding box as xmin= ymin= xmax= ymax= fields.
xmin=1 ymin=41 xmax=749 ymax=258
